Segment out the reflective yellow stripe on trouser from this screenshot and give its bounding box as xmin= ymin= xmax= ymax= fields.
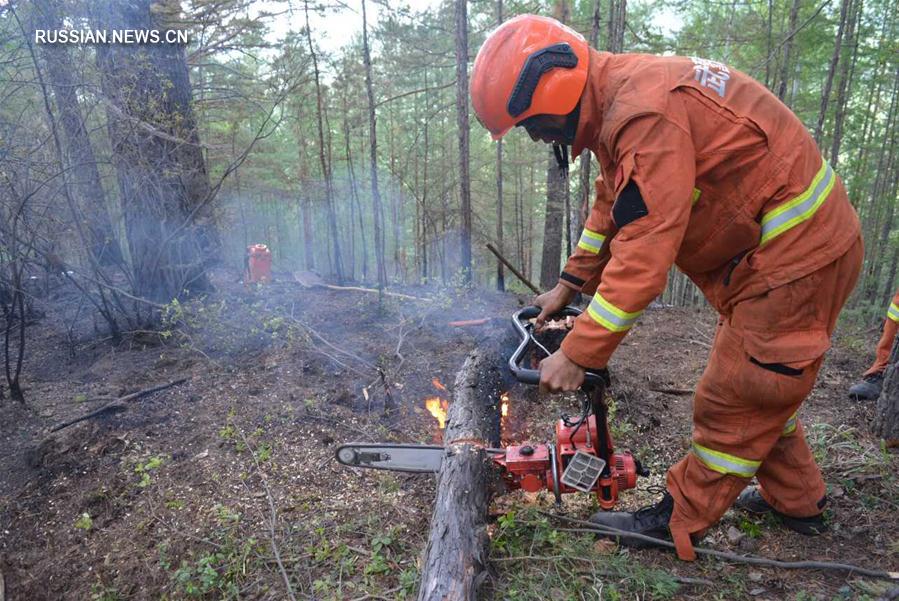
xmin=586 ymin=293 xmax=643 ymax=333
xmin=782 ymin=412 xmax=798 ymax=436
xmin=887 ymin=302 xmax=899 ymax=323
xmin=691 ymin=442 xmax=761 ymax=478
xmin=577 ymin=228 xmax=606 ymax=254
xmin=760 ymin=159 xmax=836 ymax=246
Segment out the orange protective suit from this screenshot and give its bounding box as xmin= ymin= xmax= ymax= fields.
xmin=862 ymin=291 xmax=899 ymax=376
xmin=557 ymin=50 xmax=863 ymax=560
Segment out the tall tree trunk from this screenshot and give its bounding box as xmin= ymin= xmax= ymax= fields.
xmin=32 ymin=0 xmax=122 ymax=266
xmin=421 ymin=68 xmax=430 ymax=284
xmin=863 ymin=66 xmax=899 ymax=300
xmin=541 ymin=0 xmax=571 ymax=285
xmin=495 ymin=0 xmax=505 ymax=292
xmin=777 ymin=0 xmax=801 ymax=103
xmin=343 ymin=102 xmax=367 ymax=283
xmin=815 ymin=0 xmax=851 ymax=146
xmin=576 ymin=0 xmax=603 ymax=252
xmin=541 ymin=149 xmax=566 ymax=290
xmin=93 ymin=0 xmax=216 ymax=303
xmin=831 ymin=0 xmax=864 ymax=168
xmin=608 ymin=0 xmax=627 ymax=53
xmin=764 ymin=0 xmax=774 ymax=89
xmin=294 ymin=112 xmax=317 ymax=271
xmin=515 ymin=157 xmax=525 ymax=275
xmin=304 ymin=0 xmax=343 ymax=284
xmin=362 ymin=0 xmax=388 ymax=299
xmin=455 ymin=0 xmax=473 ymax=285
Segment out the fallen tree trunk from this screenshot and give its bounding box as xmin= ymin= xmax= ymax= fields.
xmin=417 ymin=346 xmax=506 ymax=601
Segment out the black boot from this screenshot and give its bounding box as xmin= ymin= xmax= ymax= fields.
xmin=588 ymin=493 xmax=674 ymax=548
xmin=848 ymin=373 xmax=883 ymax=401
xmin=735 ymin=487 xmax=827 ymax=535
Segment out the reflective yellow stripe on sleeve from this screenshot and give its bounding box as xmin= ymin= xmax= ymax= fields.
xmin=691 ymin=188 xmax=701 ymax=205
xmin=782 ymin=412 xmax=798 ymax=436
xmin=577 ymin=228 xmax=606 ymax=254
xmin=691 ymin=442 xmax=760 ymax=478
xmin=586 ymin=293 xmax=643 ymax=333
xmin=760 ymin=159 xmax=836 ymax=246
xmin=887 ymin=302 xmax=899 ymax=323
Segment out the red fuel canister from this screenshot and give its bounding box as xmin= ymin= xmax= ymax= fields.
xmin=245 ymin=244 xmax=272 ymax=283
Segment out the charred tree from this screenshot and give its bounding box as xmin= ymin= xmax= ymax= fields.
xmin=93 ymin=0 xmax=218 ymax=304
xmin=417 ymin=346 xmax=505 ymax=601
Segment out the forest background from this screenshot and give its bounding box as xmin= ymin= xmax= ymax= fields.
xmin=1 ymin=0 xmax=898 ymax=351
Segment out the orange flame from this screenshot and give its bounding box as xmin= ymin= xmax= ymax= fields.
xmin=425 ymin=397 xmax=448 ymax=429
xmin=501 ymin=391 xmax=510 ymax=418
xmin=432 ymin=378 xmax=447 ymax=392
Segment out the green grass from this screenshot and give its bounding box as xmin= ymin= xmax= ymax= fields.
xmin=489 ymin=508 xmax=695 ymax=600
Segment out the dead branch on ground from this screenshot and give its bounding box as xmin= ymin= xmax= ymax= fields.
xmin=48 ymin=378 xmax=187 ymax=433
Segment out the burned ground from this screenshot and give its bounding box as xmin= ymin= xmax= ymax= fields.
xmin=1 ymin=270 xmax=896 ymax=600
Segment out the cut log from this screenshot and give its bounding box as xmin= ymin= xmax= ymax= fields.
xmin=417 ymin=345 xmax=506 ymax=601
xmin=875 ymin=338 xmax=899 ymax=446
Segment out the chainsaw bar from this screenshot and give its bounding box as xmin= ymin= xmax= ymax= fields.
xmin=335 ymin=443 xmax=446 ymax=473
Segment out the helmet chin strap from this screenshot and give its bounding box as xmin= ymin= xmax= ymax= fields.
xmin=552 ymin=101 xmax=580 ymax=178
xmin=553 ymin=143 xmax=569 ymax=177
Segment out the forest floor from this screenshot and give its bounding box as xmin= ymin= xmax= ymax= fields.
xmin=1 ymin=267 xmax=897 ymax=601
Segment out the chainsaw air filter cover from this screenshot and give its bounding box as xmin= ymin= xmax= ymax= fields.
xmin=561 ymin=450 xmax=606 ymax=493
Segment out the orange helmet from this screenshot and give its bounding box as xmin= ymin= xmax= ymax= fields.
xmin=471 ymin=14 xmax=589 ymax=141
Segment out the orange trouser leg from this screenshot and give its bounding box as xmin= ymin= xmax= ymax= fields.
xmin=755 ymin=419 xmax=825 ymax=517
xmin=666 ymin=237 xmax=862 ymax=561
xmin=665 ymin=324 xmax=820 ymax=560
xmin=863 ymin=317 xmax=899 ymax=376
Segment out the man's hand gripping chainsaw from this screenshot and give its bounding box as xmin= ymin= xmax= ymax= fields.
xmin=335 ymin=306 xmax=648 ymax=509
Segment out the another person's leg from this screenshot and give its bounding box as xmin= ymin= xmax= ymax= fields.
xmin=848 ymin=297 xmax=899 ymax=400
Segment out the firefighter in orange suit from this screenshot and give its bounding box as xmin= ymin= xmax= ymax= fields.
xmin=848 ymin=291 xmax=899 ymax=400
xmin=470 ymin=15 xmax=862 ymax=561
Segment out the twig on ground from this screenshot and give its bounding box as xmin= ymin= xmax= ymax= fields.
xmin=287 ymin=316 xmax=376 ymax=370
xmin=48 ymin=378 xmax=187 ymax=432
xmin=542 ymin=513 xmax=898 ymax=580
xmin=349 ymin=585 xmax=403 ymax=601
xmin=648 ymin=387 xmax=693 ymax=396
xmin=238 ymin=429 xmax=297 ymax=601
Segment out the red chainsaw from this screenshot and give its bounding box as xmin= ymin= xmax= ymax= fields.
xmin=335 ymin=306 xmax=648 ymax=509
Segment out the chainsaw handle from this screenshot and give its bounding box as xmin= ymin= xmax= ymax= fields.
xmin=509 ymin=306 xmax=606 ymax=388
